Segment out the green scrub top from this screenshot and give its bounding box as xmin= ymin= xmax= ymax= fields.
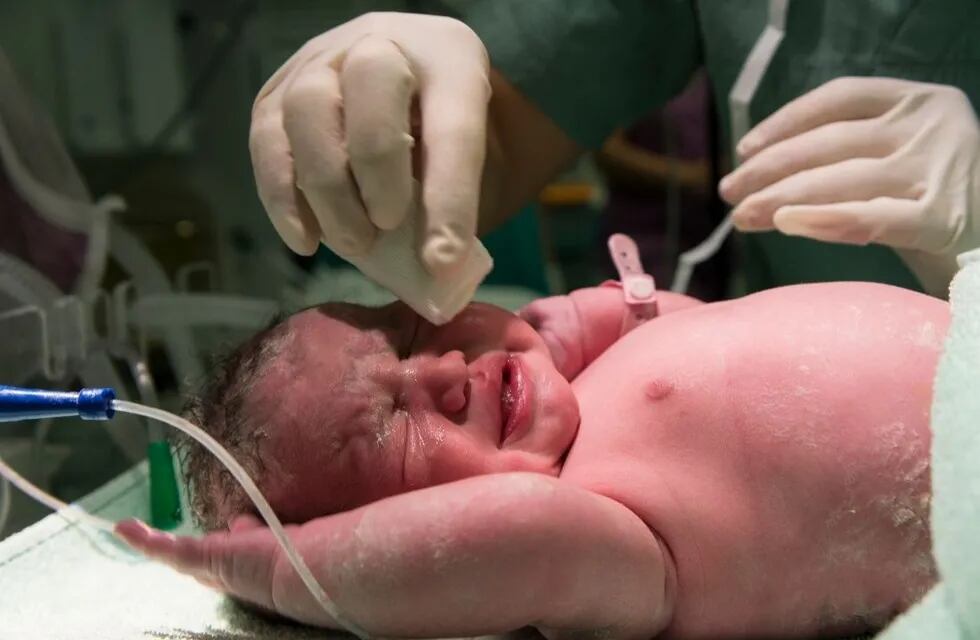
xmin=442 ymin=0 xmax=980 ymax=293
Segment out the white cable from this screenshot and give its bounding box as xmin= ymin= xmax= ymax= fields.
xmin=0 ymin=451 xmax=112 ymax=531
xmin=668 ymin=0 xmax=788 ymax=296
xmin=0 ymin=474 xmax=10 ymax=537
xmin=111 ymin=400 xmax=367 ymax=638
xmin=670 ymin=214 xmax=734 ymax=294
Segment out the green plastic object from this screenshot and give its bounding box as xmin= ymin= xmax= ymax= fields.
xmin=147 ymin=441 xmax=182 ymax=530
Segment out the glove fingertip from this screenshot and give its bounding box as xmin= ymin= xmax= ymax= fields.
xmin=772 ymin=209 xmax=812 ymax=237
xmin=422 ymin=234 xmax=469 ymax=278
xmin=271 ymin=213 xmax=320 ymax=256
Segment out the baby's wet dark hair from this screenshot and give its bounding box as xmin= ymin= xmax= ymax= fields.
xmin=176 ymin=314 xmax=290 ymax=531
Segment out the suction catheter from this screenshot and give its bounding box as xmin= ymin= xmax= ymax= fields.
xmin=0 ymin=384 xmax=365 ymax=638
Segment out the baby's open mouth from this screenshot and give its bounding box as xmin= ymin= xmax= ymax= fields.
xmin=499 ymin=355 xmax=527 ymax=445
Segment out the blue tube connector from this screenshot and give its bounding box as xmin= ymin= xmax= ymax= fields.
xmin=0 ymin=385 xmax=115 ymax=422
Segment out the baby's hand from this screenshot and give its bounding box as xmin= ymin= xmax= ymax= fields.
xmin=115 ymin=516 xmax=332 ymax=626
xmin=519 ymin=288 xmax=704 ymax=380
xmin=518 ymin=295 xmax=586 ymax=379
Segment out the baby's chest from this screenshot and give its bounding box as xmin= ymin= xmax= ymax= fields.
xmin=563 ymin=342 xmax=934 ymax=635
xmin=564 ymin=352 xmax=749 ymax=532
xmin=565 ymin=323 xmax=924 ymax=496
xmin=566 ymin=342 xmax=742 ymax=480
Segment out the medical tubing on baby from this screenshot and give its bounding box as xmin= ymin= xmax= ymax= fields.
xmin=111 ymin=400 xmax=368 ymax=638
xmin=0 ymin=386 xmax=365 ymax=638
xmin=0 ymin=385 xmax=117 ymax=531
xmin=0 ymin=472 xmax=9 ymax=536
xmin=0 ymin=452 xmax=111 ymax=530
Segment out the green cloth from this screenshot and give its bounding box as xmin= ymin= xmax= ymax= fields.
xmin=454 ymin=0 xmax=980 ymax=293
xmin=481 ymin=205 xmax=550 ymax=294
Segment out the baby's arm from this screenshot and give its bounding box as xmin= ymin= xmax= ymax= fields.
xmin=520 ymin=286 xmax=702 ymax=379
xmin=117 ymin=473 xmax=672 ymax=639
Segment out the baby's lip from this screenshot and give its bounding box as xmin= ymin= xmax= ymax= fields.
xmin=469 ymin=351 xmax=509 ymax=445
xmin=500 ymin=354 xmax=533 ymax=447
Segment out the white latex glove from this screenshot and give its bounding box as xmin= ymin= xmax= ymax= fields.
xmin=720 ymin=77 xmax=980 ymax=292
xmin=250 ymin=12 xmax=490 ymax=276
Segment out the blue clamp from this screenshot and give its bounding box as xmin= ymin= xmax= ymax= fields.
xmin=0 ymin=385 xmax=115 ymax=422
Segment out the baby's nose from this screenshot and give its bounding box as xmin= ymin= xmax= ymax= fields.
xmin=417 ymin=350 xmax=468 ymax=414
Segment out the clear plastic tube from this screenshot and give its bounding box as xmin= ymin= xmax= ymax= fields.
xmin=0 ymin=474 xmax=10 ymax=536
xmin=110 ymin=400 xmax=366 ymax=638
xmin=0 ymin=451 xmax=112 ymax=531
xmin=0 ymin=399 xmax=365 ymax=637
xmin=670 ymin=214 xmax=734 ymax=294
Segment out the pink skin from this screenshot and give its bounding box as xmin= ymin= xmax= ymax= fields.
xmin=117 ymin=282 xmax=946 ymax=639
xmin=252 ymin=300 xmax=581 ymax=522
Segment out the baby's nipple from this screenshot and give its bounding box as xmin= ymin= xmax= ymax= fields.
xmin=644 ymin=378 xmax=674 ymax=402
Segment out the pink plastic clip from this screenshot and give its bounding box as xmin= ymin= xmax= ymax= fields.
xmin=607 ymin=234 xmax=658 ymax=335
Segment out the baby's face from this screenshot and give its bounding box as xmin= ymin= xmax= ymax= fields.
xmin=254 ymin=301 xmax=580 ymax=521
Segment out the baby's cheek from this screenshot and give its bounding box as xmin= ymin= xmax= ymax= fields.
xmin=410 ymin=430 xmax=497 ymax=489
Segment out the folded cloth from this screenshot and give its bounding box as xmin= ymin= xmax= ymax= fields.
xmin=878 ymin=249 xmax=980 ymax=639
xmin=343 ymin=211 xmax=493 ymax=325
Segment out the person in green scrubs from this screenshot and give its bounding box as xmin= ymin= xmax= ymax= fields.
xmin=248 ymin=2 xmax=980 ymax=298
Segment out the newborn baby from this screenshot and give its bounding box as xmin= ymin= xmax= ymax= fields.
xmin=118 ymin=281 xmax=947 ymax=639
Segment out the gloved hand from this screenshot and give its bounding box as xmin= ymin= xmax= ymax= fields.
xmin=720 ymin=77 xmax=980 ymax=291
xmin=250 ymin=12 xmax=490 ymax=276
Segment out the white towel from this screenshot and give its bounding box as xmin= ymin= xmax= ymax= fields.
xmin=878 ymin=250 xmax=980 ymax=639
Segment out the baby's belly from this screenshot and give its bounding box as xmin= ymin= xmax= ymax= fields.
xmin=563 ymin=284 xmax=943 ymax=638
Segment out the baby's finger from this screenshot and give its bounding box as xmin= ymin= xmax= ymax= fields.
xmin=283 ymin=55 xmax=377 ymax=257
xmin=121 ymin=521 xmax=182 ymax=567
xmin=229 ymin=513 xmax=265 ymax=532
xmin=116 ymin=519 xmax=280 ymax=611
xmin=117 ymin=520 xmax=198 ymax=576
xmin=342 ymin=35 xmax=417 ymax=231
xmin=115 ymin=518 xmax=152 ymax=550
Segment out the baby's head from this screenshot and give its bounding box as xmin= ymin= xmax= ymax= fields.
xmin=181 ymin=301 xmax=580 ymax=530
